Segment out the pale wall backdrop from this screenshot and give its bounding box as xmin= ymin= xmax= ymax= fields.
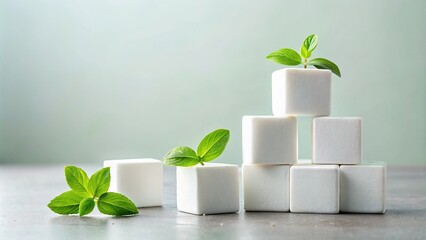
xmin=1 ymin=0 xmax=425 ymax=165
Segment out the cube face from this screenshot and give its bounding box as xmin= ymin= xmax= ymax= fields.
xmin=272 ymin=68 xmax=331 ymax=116
xmin=340 ymin=163 xmax=387 ymax=213
xmin=290 ymin=165 xmax=339 ymax=213
xmin=313 ymin=117 xmax=362 ymax=165
xmin=104 ymin=158 xmax=163 ymax=208
xmin=243 ymin=164 xmax=289 ymax=212
xmin=176 ymin=167 xmax=198 ymax=214
xmin=242 ymin=116 xmax=297 ymax=165
xmin=176 ymin=163 xmax=239 ymax=215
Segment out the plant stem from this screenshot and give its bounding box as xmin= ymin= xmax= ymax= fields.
xmin=304 ymin=58 xmax=307 ymax=69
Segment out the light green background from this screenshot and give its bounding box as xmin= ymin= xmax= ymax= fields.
xmin=1 ymin=0 xmax=425 ymax=165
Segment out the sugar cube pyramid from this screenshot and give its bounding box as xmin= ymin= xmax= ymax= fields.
xmin=242 ymin=68 xmax=387 ymax=214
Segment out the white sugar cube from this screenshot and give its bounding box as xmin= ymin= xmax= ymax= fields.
xmin=340 ymin=162 xmax=387 ymax=213
xmin=177 ymin=163 xmax=239 ymax=215
xmin=272 ymin=68 xmax=331 ymax=116
xmin=290 ymin=165 xmax=339 ymax=213
xmin=103 ymin=158 xmax=163 ymax=208
xmin=313 ymin=117 xmax=362 ymax=165
xmin=243 ymin=164 xmax=289 ymax=212
xmin=242 ymin=116 xmax=297 ymax=164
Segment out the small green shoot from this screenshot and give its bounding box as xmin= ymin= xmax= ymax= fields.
xmin=163 ymin=129 xmax=230 ymax=167
xmin=266 ymin=34 xmax=341 ymax=77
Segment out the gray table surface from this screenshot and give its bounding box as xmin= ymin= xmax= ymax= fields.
xmin=0 ymin=165 xmax=425 ymax=240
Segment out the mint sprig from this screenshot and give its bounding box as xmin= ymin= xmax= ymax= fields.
xmin=47 ymin=166 xmax=138 ymax=217
xmin=266 ymin=34 xmax=341 ymax=77
xmin=163 ymin=129 xmax=230 ymax=167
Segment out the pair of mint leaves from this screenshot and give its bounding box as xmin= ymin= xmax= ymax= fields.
xmin=266 ymin=34 xmax=341 ymax=77
xmin=163 ymin=129 xmax=230 ymax=167
xmin=47 ymin=166 xmax=138 ymax=216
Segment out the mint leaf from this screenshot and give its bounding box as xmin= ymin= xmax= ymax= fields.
xmin=303 ymin=34 xmax=318 ymax=53
xmin=163 ymin=146 xmax=200 ymax=167
xmin=301 ymin=34 xmax=318 ymax=59
xmin=308 ymin=58 xmax=341 ymax=77
xmin=266 ymin=48 xmax=302 ymax=66
xmin=97 ymin=192 xmax=139 ymax=216
xmin=88 ymin=167 xmax=110 ymax=198
xmin=300 ymin=45 xmax=310 ymax=59
xmin=65 ymin=166 xmax=89 ymax=193
xmin=47 ymin=190 xmax=86 ymax=215
xmin=79 ymin=197 xmax=95 ymax=216
xmin=197 ymin=129 xmax=230 ymax=163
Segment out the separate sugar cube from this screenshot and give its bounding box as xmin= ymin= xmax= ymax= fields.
xmin=313 ymin=117 xmax=362 ymax=165
xmin=103 ymin=158 xmax=163 ymax=208
xmin=177 ymin=163 xmax=239 ymax=215
xmin=340 ymin=162 xmax=387 ymax=213
xmin=290 ymin=165 xmax=339 ymax=213
xmin=243 ymin=164 xmax=289 ymax=212
xmin=272 ymin=68 xmax=331 ymax=116
xmin=242 ymin=116 xmax=297 ymax=164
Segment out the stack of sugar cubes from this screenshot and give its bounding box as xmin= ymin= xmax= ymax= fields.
xmin=242 ymin=68 xmax=387 ymax=214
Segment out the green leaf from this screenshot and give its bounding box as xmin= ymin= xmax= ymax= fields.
xmin=47 ymin=190 xmax=86 ymax=215
xmin=79 ymin=197 xmax=95 ymax=216
xmin=303 ymin=34 xmax=318 ymax=53
xmin=163 ymin=146 xmax=200 ymax=167
xmin=308 ymin=58 xmax=341 ymax=77
xmin=300 ymin=45 xmax=311 ymax=59
xmin=64 ymin=166 xmax=89 ymax=193
xmin=266 ymin=48 xmax=302 ymax=66
xmin=97 ymin=192 xmax=139 ymax=216
xmin=197 ymin=129 xmax=230 ymax=162
xmin=88 ymin=167 xmax=110 ymax=198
